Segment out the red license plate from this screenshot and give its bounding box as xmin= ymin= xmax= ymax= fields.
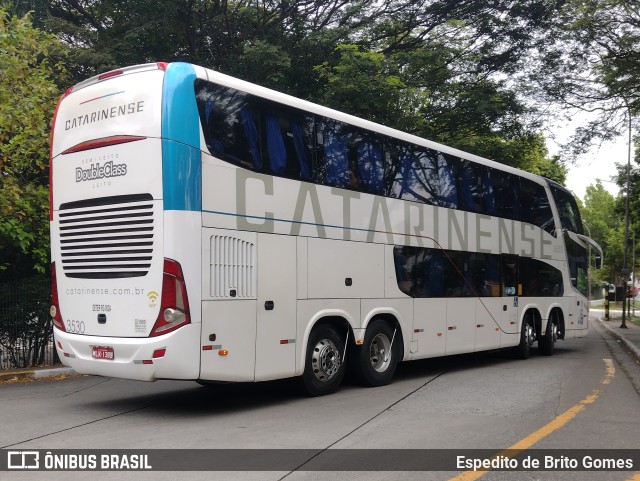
xmin=92 ymin=346 xmax=114 ymax=360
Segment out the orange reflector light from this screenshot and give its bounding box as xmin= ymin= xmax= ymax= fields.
xmin=218 ymin=349 xmax=229 ymax=356
xmin=356 ymin=339 xmax=364 ymax=345
xmin=437 ymin=332 xmax=443 ymax=337
xmin=152 ymin=348 xmax=166 ymax=359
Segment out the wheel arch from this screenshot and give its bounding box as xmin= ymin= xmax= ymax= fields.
xmin=521 ymin=306 xmax=543 ymax=339
xmin=297 ymin=311 xmax=355 ymax=377
xmin=362 ymin=311 xmax=405 ymax=363
xmin=547 ymin=306 xmax=565 ymax=340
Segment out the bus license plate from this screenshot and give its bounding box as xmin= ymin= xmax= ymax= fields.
xmin=92 ymin=346 xmax=114 ymax=360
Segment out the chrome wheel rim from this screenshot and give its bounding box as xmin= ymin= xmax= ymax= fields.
xmin=526 ymin=324 xmax=534 ymax=346
xmin=369 ymin=333 xmax=392 ymax=373
xmin=311 ymin=338 xmax=341 ymax=382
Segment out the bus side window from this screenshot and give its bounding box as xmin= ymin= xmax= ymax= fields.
xmin=520 ymin=179 xmax=555 ymax=235
xmin=265 ymin=114 xmax=286 ymax=174
xmin=482 ymin=167 xmax=498 ymax=216
xmin=356 ymin=140 xmax=383 ymax=195
xmin=317 ymin=119 xmax=349 ymax=188
xmin=442 ymin=251 xmax=463 ymax=297
xmin=388 ymin=143 xmax=438 ymax=204
xmin=262 ymin=104 xmax=315 ymax=180
xmin=291 ymin=121 xmax=313 ymax=180
xmin=520 ymin=258 xmax=564 ymax=297
xmin=437 ymin=153 xmax=457 ymax=208
xmin=393 ymin=246 xmax=416 ymax=296
xmin=195 ymin=81 xmax=263 ymax=169
xmin=492 ymin=169 xmax=519 ymax=221
xmin=502 ymin=255 xmax=518 ymax=296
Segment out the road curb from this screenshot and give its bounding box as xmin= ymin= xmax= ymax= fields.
xmin=0 ymin=366 xmax=76 ymax=382
xmin=596 ymin=317 xmax=640 ymax=361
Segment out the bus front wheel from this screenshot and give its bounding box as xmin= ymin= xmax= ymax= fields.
xmin=351 ymin=319 xmax=399 ymax=387
xmin=301 ymin=325 xmax=346 ymax=396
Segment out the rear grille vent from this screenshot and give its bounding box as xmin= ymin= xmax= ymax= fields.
xmin=210 ymin=235 xmax=256 ymax=298
xmin=58 ymin=194 xmax=156 ymax=279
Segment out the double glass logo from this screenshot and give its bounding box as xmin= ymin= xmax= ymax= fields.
xmin=7 ymin=451 xmax=39 ymax=469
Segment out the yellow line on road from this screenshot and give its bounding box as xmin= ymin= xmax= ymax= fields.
xmin=448 ymin=359 xmax=616 ymax=481
xmin=625 ymin=472 xmax=640 ymax=481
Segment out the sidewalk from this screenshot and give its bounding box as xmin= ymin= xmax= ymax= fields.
xmin=0 ymin=365 xmax=76 ymax=383
xmin=594 ymin=311 xmax=640 ymax=361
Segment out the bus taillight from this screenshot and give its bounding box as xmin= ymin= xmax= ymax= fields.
xmin=61 ymin=135 xmax=146 ymax=155
xmin=98 ymin=69 xmax=124 ymax=80
xmin=50 ymin=263 xmax=65 ymax=332
xmin=150 ymin=259 xmax=191 ymax=337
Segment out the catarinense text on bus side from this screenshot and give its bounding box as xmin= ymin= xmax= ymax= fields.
xmin=235 ymin=169 xmax=556 ymax=260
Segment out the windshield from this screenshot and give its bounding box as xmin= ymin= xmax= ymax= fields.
xmin=548 ymin=181 xmax=584 ymax=235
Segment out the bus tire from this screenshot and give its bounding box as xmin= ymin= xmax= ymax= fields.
xmin=351 ymin=319 xmax=399 ymax=387
xmin=301 ymin=324 xmax=346 ymax=397
xmin=515 ymin=315 xmax=534 ymax=360
xmin=539 ymin=317 xmax=558 ymax=356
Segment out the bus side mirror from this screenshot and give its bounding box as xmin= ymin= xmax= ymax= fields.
xmin=594 ymin=255 xmax=602 ymax=270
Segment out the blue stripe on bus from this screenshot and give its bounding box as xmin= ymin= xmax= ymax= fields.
xmin=162 ymin=63 xmax=201 ymax=211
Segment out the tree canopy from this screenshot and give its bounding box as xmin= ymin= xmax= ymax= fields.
xmin=0 ymin=6 xmax=67 ymax=279
xmin=6 ymin=0 xmax=640 ymax=279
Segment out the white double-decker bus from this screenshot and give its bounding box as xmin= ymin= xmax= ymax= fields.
xmin=50 ymin=62 xmax=602 ymax=396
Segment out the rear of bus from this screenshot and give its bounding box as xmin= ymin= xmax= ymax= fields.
xmin=50 ymin=63 xmax=202 ymax=381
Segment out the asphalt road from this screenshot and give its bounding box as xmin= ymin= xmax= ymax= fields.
xmin=1 ymin=311 xmax=639 ymax=481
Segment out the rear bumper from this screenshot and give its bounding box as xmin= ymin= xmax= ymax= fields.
xmin=54 ymin=323 xmax=200 ymax=381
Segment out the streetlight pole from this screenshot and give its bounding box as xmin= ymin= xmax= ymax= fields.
xmin=621 ymin=105 xmax=632 ymax=329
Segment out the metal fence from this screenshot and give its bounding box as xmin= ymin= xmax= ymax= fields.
xmin=0 ymin=276 xmax=60 ymax=370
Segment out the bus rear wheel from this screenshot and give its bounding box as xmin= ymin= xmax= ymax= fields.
xmin=301 ymin=325 xmax=346 ymax=396
xmin=351 ymin=319 xmax=399 ymax=387
xmin=539 ymin=316 xmax=558 ymax=356
xmin=515 ymin=316 xmax=534 ymax=360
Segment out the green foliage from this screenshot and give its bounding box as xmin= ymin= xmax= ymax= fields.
xmin=533 ymin=0 xmax=640 ymax=155
xmin=0 ymin=8 xmax=66 ymax=278
xmin=581 ymin=181 xmax=619 ymax=286
xmin=0 ymin=275 xmax=54 ymax=368
xmin=313 ymin=44 xmax=409 ymax=127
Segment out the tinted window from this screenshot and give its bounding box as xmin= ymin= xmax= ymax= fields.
xmin=489 ymin=169 xmax=519 ymax=220
xmin=550 ymin=183 xmax=584 ymax=234
xmin=260 ymin=103 xmax=315 ymax=180
xmin=196 ymin=81 xmax=262 ymax=169
xmin=469 ymin=252 xmax=501 ymax=297
xmin=519 ymin=257 xmax=564 ymax=297
xmin=195 ymin=79 xmax=559 ymax=234
xmin=316 ymin=119 xmax=384 ymax=194
xmin=520 ymin=179 xmax=555 ymax=235
xmin=437 ymin=153 xmax=458 ymax=208
xmin=387 ymin=142 xmax=439 ymax=204
xmin=452 ymin=158 xmax=487 ymax=214
xmin=565 ymin=233 xmax=588 ymax=296
xmin=196 ymin=81 xmax=316 ymax=179
xmin=393 ymin=246 xmax=501 ymax=298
